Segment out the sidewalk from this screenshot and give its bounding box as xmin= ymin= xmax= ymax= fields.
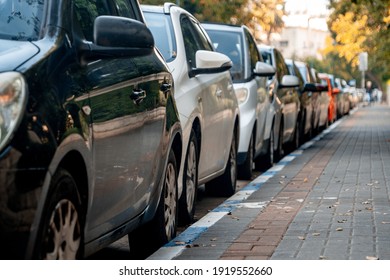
xmin=149 ymin=104 xmax=390 ymax=260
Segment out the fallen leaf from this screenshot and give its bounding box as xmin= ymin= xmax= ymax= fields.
xmin=381 ymin=221 xmax=390 ymax=224
xmin=312 ymin=232 xmax=321 ymax=236
xmin=337 ymin=219 xmax=348 ymax=223
xmin=298 ymin=236 xmax=306 ymax=240
xmin=304 ymin=178 xmax=308 ymax=183
xmin=366 ymin=256 xmax=379 ymax=260
xmin=336 ymin=227 xmax=343 ymax=231
xmin=210 ymin=238 xmax=217 ymax=241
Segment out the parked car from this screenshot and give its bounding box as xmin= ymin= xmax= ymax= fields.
xmin=0 ymin=0 xmax=183 ymax=259
xmin=328 ymin=75 xmax=346 ymax=118
xmin=142 ymin=3 xmax=240 ymax=224
xmin=311 ymin=68 xmax=337 ymax=130
xmin=287 ymin=61 xmax=330 ymax=139
xmin=259 ymin=45 xmax=300 ymax=155
xmin=335 ymin=77 xmax=351 ymax=115
xmin=318 ymin=73 xmax=339 ymax=125
xmin=285 ymin=59 xmax=314 ymax=143
xmin=202 ymin=23 xmax=276 ymax=179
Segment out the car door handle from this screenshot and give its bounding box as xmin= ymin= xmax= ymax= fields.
xmin=130 ymin=88 xmax=146 ymax=105
xmin=160 ymin=82 xmax=172 ymax=92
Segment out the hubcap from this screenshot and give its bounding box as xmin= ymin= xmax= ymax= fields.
xmin=270 ymin=129 xmax=274 ymax=165
xmin=164 ymin=162 xmax=177 ymax=240
xmin=45 ymin=199 xmax=80 ymax=260
xmin=186 ymin=141 xmax=197 ymax=214
xmin=230 ymin=136 xmax=237 ymax=185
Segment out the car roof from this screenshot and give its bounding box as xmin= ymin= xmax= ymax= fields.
xmin=258 ymin=44 xmax=274 ymax=51
xmin=202 ymin=22 xmax=243 ymax=33
xmin=141 ymin=3 xmax=183 ymax=14
xmin=285 ymin=59 xmax=306 ymax=68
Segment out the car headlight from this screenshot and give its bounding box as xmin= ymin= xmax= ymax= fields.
xmin=0 ymin=72 xmax=27 ymax=151
xmin=235 ymin=87 xmax=249 ymax=104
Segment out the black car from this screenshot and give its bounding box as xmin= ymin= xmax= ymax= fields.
xmin=0 ymin=0 xmax=182 ymax=259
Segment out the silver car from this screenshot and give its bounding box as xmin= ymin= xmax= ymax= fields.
xmin=203 ymin=23 xmax=276 ymax=179
xmin=142 ymin=4 xmax=240 ymax=224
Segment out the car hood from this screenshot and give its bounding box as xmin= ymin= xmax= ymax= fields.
xmin=0 ymin=39 xmax=39 ymax=72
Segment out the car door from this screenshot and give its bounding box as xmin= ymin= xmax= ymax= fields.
xmin=179 ymin=15 xmax=230 ymax=178
xmin=244 ymin=29 xmax=269 ymax=153
xmin=72 ymin=0 xmax=168 ymax=241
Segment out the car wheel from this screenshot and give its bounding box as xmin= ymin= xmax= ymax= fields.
xmin=206 ymin=131 xmax=237 ymax=197
xmin=274 ymin=121 xmax=284 ymax=162
xmin=291 ymin=120 xmax=301 ymax=151
xmin=35 ymin=169 xmax=82 ymax=260
xmin=238 ymin=133 xmax=254 ymax=180
xmin=155 ymin=148 xmax=178 ymax=243
xmin=255 ymin=126 xmax=274 ymax=171
xmin=179 ymin=129 xmax=198 ymax=225
xmin=129 ymin=148 xmax=178 ymax=258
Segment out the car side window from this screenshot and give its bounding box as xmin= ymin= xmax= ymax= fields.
xmin=74 ymin=0 xmax=116 ymax=41
xmin=293 ymin=64 xmax=305 ymax=89
xmin=245 ymin=29 xmax=262 ymax=74
xmin=180 ymin=15 xmax=212 ymax=69
xmin=114 ymin=0 xmax=136 ymax=18
xmin=275 ymin=50 xmax=289 ymax=81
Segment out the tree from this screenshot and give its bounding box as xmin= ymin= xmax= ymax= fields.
xmin=326 ymin=0 xmax=390 ymax=89
xmin=140 ymin=0 xmax=286 ymax=43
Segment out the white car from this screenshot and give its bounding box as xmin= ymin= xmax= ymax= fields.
xmin=142 ymin=3 xmax=240 ymax=224
xmin=203 ymin=23 xmax=276 ymax=179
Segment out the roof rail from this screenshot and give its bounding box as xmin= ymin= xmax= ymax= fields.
xmin=164 ymin=2 xmax=176 ymax=14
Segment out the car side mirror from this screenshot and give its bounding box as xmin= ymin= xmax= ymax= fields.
xmin=83 ymin=16 xmax=155 ymax=59
xmin=189 ymin=50 xmax=232 ymax=77
xmin=280 ymin=75 xmax=299 ymax=88
xmin=253 ymin=61 xmax=276 ymax=77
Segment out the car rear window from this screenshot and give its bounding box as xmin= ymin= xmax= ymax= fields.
xmin=0 ymin=0 xmax=44 ymax=41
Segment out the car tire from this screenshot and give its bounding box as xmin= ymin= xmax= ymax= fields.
xmin=34 ymin=168 xmax=83 ymax=260
xmin=255 ymin=126 xmax=274 ymax=171
xmin=274 ymin=121 xmax=284 ymax=162
xmin=206 ymin=131 xmax=237 ymax=197
xmin=129 ymin=148 xmax=178 ymax=258
xmin=238 ymin=133 xmax=254 ymax=180
xmin=179 ymin=129 xmax=198 ymax=225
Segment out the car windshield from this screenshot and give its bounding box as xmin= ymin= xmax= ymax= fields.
xmin=0 ymin=0 xmax=44 ymax=41
xmin=206 ymin=29 xmax=245 ymax=81
xmin=143 ymin=11 xmax=177 ymax=63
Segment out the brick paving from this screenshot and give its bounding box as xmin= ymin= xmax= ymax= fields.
xmin=170 ymin=104 xmax=390 ymax=260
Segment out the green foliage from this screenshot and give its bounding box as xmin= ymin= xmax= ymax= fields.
xmin=327 ymin=0 xmax=390 ymax=89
